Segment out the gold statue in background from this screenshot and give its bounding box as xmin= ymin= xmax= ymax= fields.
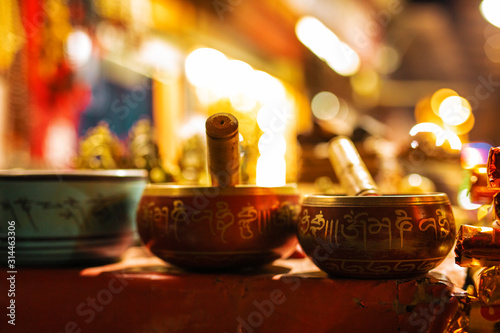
xmin=75 ymin=119 xmax=176 ymax=183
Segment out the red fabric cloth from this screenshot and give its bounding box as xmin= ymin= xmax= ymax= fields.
xmin=1 ymin=247 xmax=463 ymax=333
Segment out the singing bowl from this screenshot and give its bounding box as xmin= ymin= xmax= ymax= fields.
xmin=297 ymin=193 xmax=456 ymax=278
xmin=136 ymin=184 xmax=300 ymax=270
xmin=0 ymin=169 xmax=148 ymax=265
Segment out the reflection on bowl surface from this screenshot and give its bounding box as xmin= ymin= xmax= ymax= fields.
xmin=136 ymin=184 xmax=301 ymax=270
xmin=297 ymin=193 xmax=456 ymax=279
xmin=0 ymin=169 xmax=148 ymax=266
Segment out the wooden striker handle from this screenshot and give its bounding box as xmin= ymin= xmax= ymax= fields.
xmin=206 ymin=113 xmax=240 ymax=187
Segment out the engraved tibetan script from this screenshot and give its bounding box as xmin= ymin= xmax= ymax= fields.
xmin=211 ymin=201 xmax=234 ymax=243
xmin=300 ymin=208 xmax=423 ymax=250
xmin=418 ymin=209 xmax=451 ymax=239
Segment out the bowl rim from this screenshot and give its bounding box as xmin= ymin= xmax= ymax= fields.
xmin=142 ymin=183 xmax=300 ymax=196
xmin=302 ymin=192 xmax=450 ymax=207
xmin=0 ymin=169 xmax=148 ymax=181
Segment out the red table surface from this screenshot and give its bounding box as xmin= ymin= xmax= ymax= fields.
xmin=1 ymin=247 xmax=462 ymax=333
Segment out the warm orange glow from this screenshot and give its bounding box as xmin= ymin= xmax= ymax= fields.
xmin=351 ymin=70 xmax=379 ymax=95
xmin=375 ymin=45 xmax=400 ymax=74
xmin=256 ymin=106 xmax=289 ymax=187
xmin=140 ymin=38 xmax=182 ymax=76
xmin=295 ymin=16 xmax=360 ymax=76
xmin=351 ymin=70 xmax=380 ymax=107
xmin=458 ymin=189 xmax=482 ymax=210
xmin=409 ymin=122 xmax=462 ymax=151
xmin=185 ymin=48 xmax=287 ymax=111
xmin=252 ymin=71 xmax=287 ymax=105
xmin=435 ymin=131 xmax=462 ymax=150
xmin=258 ymin=133 xmax=287 ymax=157
xmin=416 ymin=89 xmax=475 ymax=137
xmin=399 ymin=173 xmax=436 ymax=193
xmin=185 ymin=48 xmax=227 ymax=89
xmin=485 ymin=34 xmax=500 ymax=63
xmin=225 ymin=60 xmax=257 ymax=112
xmin=480 ymin=0 xmax=500 ymax=28
xmin=184 ymin=47 xmax=294 ymax=185
xmin=430 ymin=88 xmax=458 ymax=116
xmin=443 ymin=113 xmax=475 ymax=135
xmin=439 ymin=96 xmax=471 ymax=126
xmin=409 ymin=122 xmax=443 ymax=137
xmin=461 ymin=146 xmax=485 ymax=170
xmin=256 ymin=156 xmax=286 ymax=187
xmin=408 ymin=173 xmax=423 ymax=187
xmin=414 ymin=97 xmax=441 ymax=124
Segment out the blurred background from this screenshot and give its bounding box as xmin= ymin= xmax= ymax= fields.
xmin=1 ymin=0 xmax=499 ymax=213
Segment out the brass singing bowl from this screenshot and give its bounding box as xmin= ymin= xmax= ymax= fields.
xmin=297 ymin=193 xmax=456 ymax=278
xmin=136 ymin=184 xmax=300 ymax=270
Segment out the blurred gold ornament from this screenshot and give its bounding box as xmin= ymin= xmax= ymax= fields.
xmin=75 ymin=122 xmax=126 ymax=169
xmin=38 ymin=0 xmax=72 ymax=78
xmin=127 ymin=118 xmax=176 ymax=183
xmin=0 ymin=0 xmax=25 ymax=71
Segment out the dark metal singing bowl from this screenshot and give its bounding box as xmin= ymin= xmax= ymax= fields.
xmin=297 ymin=193 xmax=456 ymax=278
xmin=136 ymin=184 xmax=301 ymax=270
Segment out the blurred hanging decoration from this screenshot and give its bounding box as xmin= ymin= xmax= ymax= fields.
xmin=38 ymin=0 xmax=72 ymax=78
xmin=0 ymin=0 xmax=25 ymax=72
xmin=3 ymin=0 xmax=30 ymax=168
xmin=25 ymin=0 xmax=91 ymax=165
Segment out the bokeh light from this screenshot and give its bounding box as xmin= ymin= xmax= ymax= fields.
xmin=185 ymin=48 xmax=227 ymax=89
xmin=399 ymin=173 xmax=436 ymax=194
xmin=409 ymin=122 xmax=462 ymax=150
xmin=461 ymin=142 xmax=492 ymax=169
xmin=409 ymin=122 xmax=443 ymax=137
xmin=484 ymin=34 xmax=500 ymax=63
xmin=430 ymin=88 xmax=458 ymax=116
xmin=457 ymin=188 xmax=482 ymax=210
xmin=258 ymin=133 xmax=287 ymax=157
xmin=408 ymin=173 xmax=423 ymax=187
xmin=252 ymin=70 xmax=287 ymax=105
xmin=256 ymin=156 xmax=286 ymax=187
xmin=257 ymin=105 xmax=289 ymax=133
xmin=480 ymin=0 xmax=500 ymax=29
xmin=225 ymin=60 xmax=257 ymax=112
xmin=438 ymin=96 xmax=471 ymax=126
xmin=296 ymin=16 xmax=360 ymax=76
xmin=185 ymin=48 xmax=287 ymax=113
xmin=374 ymin=45 xmax=401 ymax=74
xmin=65 ymin=29 xmax=93 ymax=67
xmin=311 ymin=91 xmax=340 ymax=120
